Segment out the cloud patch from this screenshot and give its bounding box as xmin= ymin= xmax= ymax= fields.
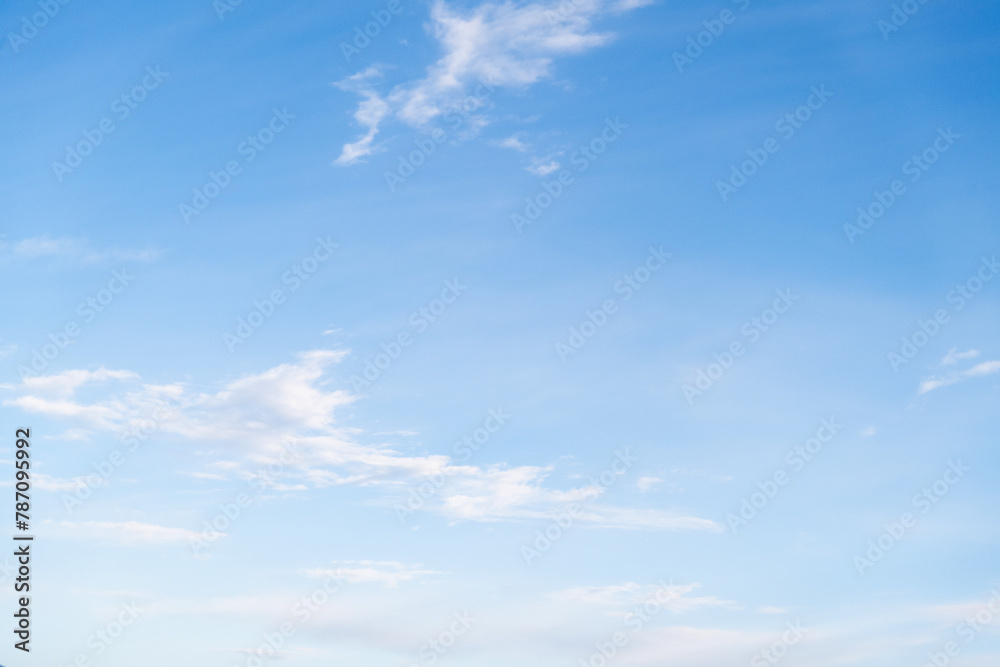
xmin=305 ymin=561 xmax=440 ymax=587
xmin=334 ymin=0 xmax=651 ymax=164
xmin=4 ymin=350 xmax=718 ymax=533
xmin=43 ymin=519 xmax=200 ymax=547
xmin=7 ymin=235 xmax=161 ymax=263
xmin=920 ymin=360 xmax=1000 ymax=394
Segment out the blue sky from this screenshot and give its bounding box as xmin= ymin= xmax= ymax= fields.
xmin=1 ymin=0 xmax=999 ymax=665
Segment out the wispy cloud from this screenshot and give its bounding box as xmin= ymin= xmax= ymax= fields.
xmin=7 ymin=235 xmax=161 ymax=263
xmin=941 ymin=348 xmax=980 ymax=366
xmin=43 ymin=520 xmax=200 ymax=547
xmin=334 ymin=0 xmax=651 ymax=164
xmin=492 ymin=134 xmax=529 ymax=152
xmin=6 ymin=368 xmax=144 ymax=430
xmin=333 ymin=67 xmax=392 ymax=165
xmin=137 ymin=582 xmax=1000 ymax=667
xmin=5 ymin=349 xmax=718 ymax=533
xmin=431 ymin=463 xmax=718 ymax=530
xmin=919 ymin=360 xmax=1000 ymax=394
xmin=31 ymin=472 xmax=90 ymax=492
xmin=22 ymin=367 xmax=139 ymax=397
xmin=548 ymin=581 xmax=738 ymax=612
xmin=305 ymin=561 xmax=439 ymax=587
xmin=526 ymin=159 xmax=561 ymax=175
xmin=13 ymin=235 xmax=78 ymax=257
xmin=755 ymin=605 xmax=790 ymax=614
xmin=637 ymin=476 xmax=662 ymax=493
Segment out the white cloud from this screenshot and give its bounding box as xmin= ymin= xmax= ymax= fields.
xmin=438 ymin=464 xmax=597 ymax=520
xmin=22 ymin=367 xmax=139 ymax=397
xmin=755 ymin=605 xmax=790 ymax=614
xmin=548 ymin=582 xmax=737 ymax=613
xmin=5 ymin=350 xmax=717 ymax=532
xmin=6 ymin=368 xmax=144 ymax=430
xmin=919 ymin=360 xmax=1000 ymax=394
xmin=43 ymin=520 xmax=200 ymax=547
xmin=0 ymin=343 xmax=15 ymax=361
xmin=492 ymin=134 xmax=529 ymax=152
xmin=181 ymin=471 xmax=229 ymax=481
xmin=134 ymin=575 xmax=1000 ymax=667
xmin=526 ymin=159 xmax=560 ymax=175
xmin=31 ymin=472 xmax=90 ymax=492
xmin=9 ymin=235 xmax=160 ymax=262
xmin=335 ymin=0 xmax=650 ymax=164
xmin=941 ymin=348 xmax=979 ymax=366
xmin=433 ymin=464 xmax=719 ymax=530
xmin=9 ymin=396 xmax=124 ymax=429
xmin=305 ymin=561 xmax=440 ymax=587
xmin=146 ymin=574 xmax=742 ymax=660
xmin=14 ymin=235 xmax=78 ymax=257
xmin=333 ymin=67 xmax=392 ymax=165
xmin=547 ymin=582 xmax=644 ymax=605
xmin=966 ymin=361 xmax=1000 ymax=378
xmin=637 ymin=476 xmax=661 ymax=493
xmin=612 ymin=626 xmax=782 ymax=666
xmin=574 ymin=505 xmax=721 ymax=531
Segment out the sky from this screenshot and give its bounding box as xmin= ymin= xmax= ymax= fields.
xmin=1 ymin=0 xmax=999 ymax=665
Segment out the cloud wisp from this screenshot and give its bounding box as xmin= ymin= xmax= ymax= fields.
xmin=4 ymin=349 xmax=718 ymax=532
xmin=920 ymin=359 xmax=1000 ymax=394
xmin=334 ymin=0 xmax=652 ymax=164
